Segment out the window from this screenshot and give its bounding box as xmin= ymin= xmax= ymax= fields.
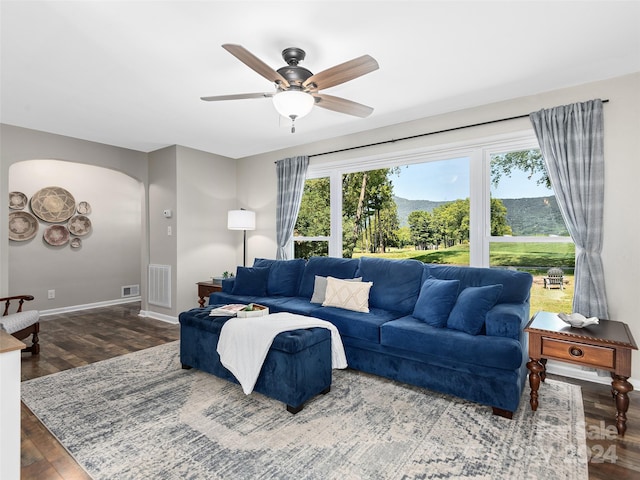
xmin=487 ymin=147 xmax=574 ymax=313
xmin=342 ymin=159 xmax=471 ymax=263
xmin=293 ymin=177 xmax=330 ymax=259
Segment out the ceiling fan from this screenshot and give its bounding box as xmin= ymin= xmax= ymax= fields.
xmin=201 ymin=44 xmax=379 ymax=132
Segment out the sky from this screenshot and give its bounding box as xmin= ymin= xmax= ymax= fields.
xmin=391 ymin=157 xmax=554 ymax=201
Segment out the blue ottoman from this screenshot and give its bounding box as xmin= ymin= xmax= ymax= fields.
xmin=179 ymin=307 xmax=332 ymax=413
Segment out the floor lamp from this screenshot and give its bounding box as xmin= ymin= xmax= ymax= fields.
xmin=227 ymin=209 xmax=256 ymax=267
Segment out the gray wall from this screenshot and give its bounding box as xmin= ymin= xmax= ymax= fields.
xmin=1 ymin=125 xmax=149 ymax=311
xmin=8 ymin=160 xmax=142 ymax=311
xmin=146 ymin=145 xmax=238 ymax=318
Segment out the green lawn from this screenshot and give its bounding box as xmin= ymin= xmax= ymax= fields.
xmin=353 ymin=243 xmax=575 ymax=314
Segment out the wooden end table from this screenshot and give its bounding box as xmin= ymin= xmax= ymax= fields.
xmin=525 ymin=311 xmax=637 ymax=436
xmin=197 ymin=281 xmax=222 ymax=308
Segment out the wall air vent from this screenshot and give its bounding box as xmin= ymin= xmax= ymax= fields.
xmin=148 ymin=264 xmax=171 ymax=308
xmin=121 ymin=284 xmax=140 ymax=298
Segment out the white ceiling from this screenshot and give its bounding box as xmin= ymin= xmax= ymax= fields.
xmin=2 ymin=1 xmax=639 ymax=159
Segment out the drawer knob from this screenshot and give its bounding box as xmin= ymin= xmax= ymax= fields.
xmin=569 ymin=346 xmax=584 ymax=357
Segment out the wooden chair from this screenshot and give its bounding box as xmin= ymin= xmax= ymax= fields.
xmin=0 ymin=294 xmax=40 ymax=355
xmin=543 ymin=268 xmax=565 ymax=290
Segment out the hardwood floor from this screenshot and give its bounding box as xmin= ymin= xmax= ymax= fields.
xmin=18 ymin=303 xmax=640 ymax=479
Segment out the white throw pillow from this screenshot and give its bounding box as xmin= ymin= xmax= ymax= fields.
xmin=322 ymin=276 xmax=373 ymax=313
xmin=310 ymin=275 xmax=362 ymax=304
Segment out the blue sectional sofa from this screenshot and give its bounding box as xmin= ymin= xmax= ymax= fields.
xmin=206 ymin=256 xmax=533 ymax=418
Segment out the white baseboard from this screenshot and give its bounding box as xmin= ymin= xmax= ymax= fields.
xmin=39 ymin=297 xmax=142 ymax=317
xmin=138 ymin=310 xmax=178 ymax=324
xmin=544 ymin=359 xmax=639 ymax=388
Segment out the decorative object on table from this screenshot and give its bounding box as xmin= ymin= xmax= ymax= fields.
xmin=8 ymin=211 xmax=39 ymax=241
xmin=558 ymin=312 xmax=599 ymax=328
xmin=67 ymin=215 xmax=92 ymax=236
xmin=21 ymin=342 xmax=588 ymax=480
xmin=70 ymin=238 xmax=82 ymax=249
xmin=8 ymin=191 xmax=27 ymax=210
xmin=30 ymin=186 xmax=76 ymax=222
xmin=236 ymin=303 xmax=269 ymax=318
xmin=43 ymin=225 xmax=70 ymax=246
xmin=209 ymin=304 xmax=248 ymax=317
xmin=227 ymin=208 xmax=255 ymax=267
xmin=76 ymin=201 xmax=92 ymax=214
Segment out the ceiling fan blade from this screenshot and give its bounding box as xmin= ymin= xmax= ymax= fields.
xmin=313 ymin=93 xmax=374 ymax=118
xmin=200 ymin=92 xmax=273 ymax=101
xmin=222 ymin=44 xmax=290 ymax=89
xmin=303 ymin=55 xmax=378 ymax=90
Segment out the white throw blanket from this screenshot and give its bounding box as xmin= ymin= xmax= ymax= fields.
xmin=217 ymin=312 xmax=348 ymax=395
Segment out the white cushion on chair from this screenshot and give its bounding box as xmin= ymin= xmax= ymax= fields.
xmin=0 ymin=310 xmax=39 ymax=334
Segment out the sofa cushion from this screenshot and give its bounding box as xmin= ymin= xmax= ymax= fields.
xmin=356 ymin=257 xmax=424 ymax=315
xmin=426 ymin=264 xmax=532 ymax=304
xmin=312 ymin=306 xmax=401 ymax=343
xmin=310 ymin=276 xmax=362 ymax=304
xmin=298 ymin=257 xmax=360 ymax=299
xmin=322 ymin=277 xmax=373 ymax=313
xmin=232 ymin=266 xmax=270 ymax=296
xmin=412 ymin=277 xmax=460 ymax=327
xmin=253 ymin=258 xmax=306 ymax=297
xmin=447 ymin=284 xmax=503 ymax=335
xmin=380 ymin=315 xmax=523 ymax=370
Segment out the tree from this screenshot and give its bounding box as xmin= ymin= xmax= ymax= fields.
xmin=408 ymin=210 xmax=433 ymax=250
xmin=491 ymin=150 xmax=551 ymax=189
xmin=490 ymin=198 xmax=513 ymax=236
xmin=342 ymin=168 xmax=399 ymax=257
xmin=294 ymin=178 xmax=330 ymax=258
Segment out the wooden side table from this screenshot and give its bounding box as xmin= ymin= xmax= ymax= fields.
xmin=525 ymin=311 xmax=637 ymax=436
xmin=197 ymin=281 xmax=222 ymax=308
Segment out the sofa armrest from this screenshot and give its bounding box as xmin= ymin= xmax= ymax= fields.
xmin=485 ymin=303 xmax=530 ymax=340
xmin=221 ymin=278 xmax=235 ymax=294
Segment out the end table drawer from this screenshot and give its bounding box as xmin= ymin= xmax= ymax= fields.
xmin=541 ymin=337 xmax=615 ymax=369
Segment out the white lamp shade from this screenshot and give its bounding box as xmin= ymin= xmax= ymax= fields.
xmin=227 ymin=210 xmax=256 ymax=230
xmin=272 ymin=90 xmax=315 ymax=119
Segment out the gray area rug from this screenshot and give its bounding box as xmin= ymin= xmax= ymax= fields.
xmin=22 ymin=341 xmax=588 ymax=479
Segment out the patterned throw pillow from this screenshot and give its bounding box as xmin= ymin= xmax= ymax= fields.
xmin=310 ymin=275 xmax=362 ymax=304
xmin=322 ymin=276 xmax=373 ymax=313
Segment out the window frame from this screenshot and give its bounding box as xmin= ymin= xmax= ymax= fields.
xmin=294 ymin=130 xmax=573 ymax=264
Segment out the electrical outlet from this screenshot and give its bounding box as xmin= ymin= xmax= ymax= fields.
xmin=167 ymin=226 xmax=172 ymax=236
xmin=48 ymin=289 xmax=55 ymax=299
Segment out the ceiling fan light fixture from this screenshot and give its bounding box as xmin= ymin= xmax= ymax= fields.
xmin=272 ymin=90 xmax=315 ymax=120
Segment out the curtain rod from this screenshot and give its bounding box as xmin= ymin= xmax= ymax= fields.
xmin=308 ymin=99 xmax=609 ymax=159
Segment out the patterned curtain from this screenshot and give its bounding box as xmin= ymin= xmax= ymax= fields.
xmin=529 ymin=99 xmax=608 ymax=318
xmin=276 ymin=156 xmax=309 ymax=259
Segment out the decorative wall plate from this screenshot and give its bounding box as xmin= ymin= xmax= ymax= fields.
xmin=30 ymin=186 xmax=76 ymax=223
xmin=68 ymin=215 xmax=92 ymax=236
xmin=9 ymin=191 xmax=28 ymax=210
xmin=9 ymin=211 xmax=39 ymax=241
xmin=44 ymin=225 xmax=70 ymax=246
xmin=70 ymin=238 xmax=82 ymax=248
xmin=77 ymin=201 xmax=92 ymax=214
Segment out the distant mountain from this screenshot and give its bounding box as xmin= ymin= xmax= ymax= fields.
xmin=501 ymin=196 xmax=568 ymax=236
xmin=393 ymin=195 xmax=568 ymax=236
xmin=393 ymin=197 xmax=448 ymax=225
